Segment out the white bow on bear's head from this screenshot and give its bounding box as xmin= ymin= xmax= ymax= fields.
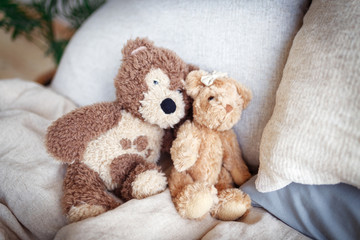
xmin=200 ymin=71 xmax=228 ymax=86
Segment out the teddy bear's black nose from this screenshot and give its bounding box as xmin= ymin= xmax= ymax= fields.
xmin=161 ymin=98 xmax=176 ymax=114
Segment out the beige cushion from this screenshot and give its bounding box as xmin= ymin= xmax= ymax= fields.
xmin=256 ymin=0 xmax=360 ymax=192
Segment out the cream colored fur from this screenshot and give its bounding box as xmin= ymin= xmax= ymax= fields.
xmin=139 ymin=68 xmax=186 ymax=128
xmin=83 ymin=110 xmax=164 ymax=190
xmin=169 ymin=70 xmax=252 ymax=221
xmin=68 ymin=204 xmax=106 ymax=223
xmin=131 ymin=169 xmax=167 ymax=199
xmin=175 ymin=182 xmax=218 ymax=219
xmin=211 ymin=189 xmax=251 ymax=221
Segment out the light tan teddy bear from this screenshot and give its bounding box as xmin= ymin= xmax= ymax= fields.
xmin=169 ymin=70 xmax=252 ymax=221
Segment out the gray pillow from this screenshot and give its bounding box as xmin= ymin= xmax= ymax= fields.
xmin=241 ymin=175 xmax=360 ymax=240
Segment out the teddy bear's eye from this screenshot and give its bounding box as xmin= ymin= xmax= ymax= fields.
xmin=208 ymin=96 xmax=215 ymax=101
xmin=153 ymin=80 xmax=159 ymax=85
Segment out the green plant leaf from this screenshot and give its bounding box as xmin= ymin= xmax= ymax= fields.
xmin=0 ymin=0 xmax=106 ymax=65
xmin=0 ymin=0 xmax=41 ymax=39
xmin=62 ymin=0 xmax=105 ymax=29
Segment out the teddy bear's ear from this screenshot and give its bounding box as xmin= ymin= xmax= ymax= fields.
xmin=122 ymin=37 xmax=154 ymax=58
xmin=235 ymin=82 xmax=252 ymax=109
xmin=185 ymin=70 xmax=207 ymax=98
xmin=185 ymin=64 xmax=199 ymax=75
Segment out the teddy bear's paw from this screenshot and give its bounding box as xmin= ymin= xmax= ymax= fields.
xmin=173 ymin=154 xmax=198 ymax=172
xmin=131 ymin=169 xmax=167 ymax=199
xmin=211 ymin=188 xmax=251 ymax=221
xmin=175 ymin=182 xmax=217 ymax=220
xmin=68 ymin=204 xmax=106 ymax=222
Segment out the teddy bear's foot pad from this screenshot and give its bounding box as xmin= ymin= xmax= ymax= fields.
xmin=131 ymin=169 xmax=167 ymax=199
xmin=185 ymin=190 xmax=213 ymax=219
xmin=211 ymin=188 xmax=251 ymax=221
xmin=175 ymin=182 xmax=217 ymax=220
xmin=68 ymin=204 xmax=106 ymax=222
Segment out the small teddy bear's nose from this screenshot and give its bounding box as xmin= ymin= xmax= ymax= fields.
xmin=225 ymin=104 xmax=233 ymax=113
xmin=161 ymin=98 xmax=176 ymax=114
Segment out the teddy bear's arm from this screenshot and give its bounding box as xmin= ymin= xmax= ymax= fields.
xmin=170 ymin=120 xmax=201 ymax=172
xmin=220 ymin=130 xmax=251 ymax=186
xmin=46 ymin=102 xmax=122 ymax=163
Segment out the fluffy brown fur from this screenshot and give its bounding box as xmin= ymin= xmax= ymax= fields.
xmin=169 ymin=70 xmax=252 ymax=221
xmin=110 ymin=154 xmax=160 ymax=200
xmin=115 ymin=38 xmax=193 ymax=120
xmin=46 ymin=38 xmax=194 ymax=222
xmin=63 ymin=162 xmax=120 ymax=221
xmin=46 ymin=102 xmax=123 ymax=164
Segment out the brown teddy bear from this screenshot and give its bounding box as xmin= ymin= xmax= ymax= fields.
xmin=169 ymin=70 xmax=252 ymax=221
xmin=46 ymin=38 xmax=194 ymax=222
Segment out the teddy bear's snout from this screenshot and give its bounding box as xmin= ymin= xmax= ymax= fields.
xmin=161 ymin=98 xmax=176 ymax=114
xmin=225 ymin=104 xmax=233 ymax=113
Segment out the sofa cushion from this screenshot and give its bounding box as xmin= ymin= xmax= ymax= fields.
xmin=51 ymin=0 xmax=310 ymax=169
xmin=256 ymin=0 xmax=360 ymax=191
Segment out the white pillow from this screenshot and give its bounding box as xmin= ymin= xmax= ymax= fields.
xmin=256 ymin=0 xmax=360 ymax=192
xmin=51 ymin=0 xmax=310 ymax=169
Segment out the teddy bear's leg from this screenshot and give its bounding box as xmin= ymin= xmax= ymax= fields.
xmin=168 ymin=168 xmax=217 ymax=220
xmin=63 ymin=162 xmax=121 ymax=222
xmin=215 ymin=167 xmax=235 ymax=191
xmin=220 ymin=130 xmax=252 ymax=186
xmin=111 ymin=154 xmax=167 ymax=201
xmin=210 ymin=167 xmax=251 ymax=221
